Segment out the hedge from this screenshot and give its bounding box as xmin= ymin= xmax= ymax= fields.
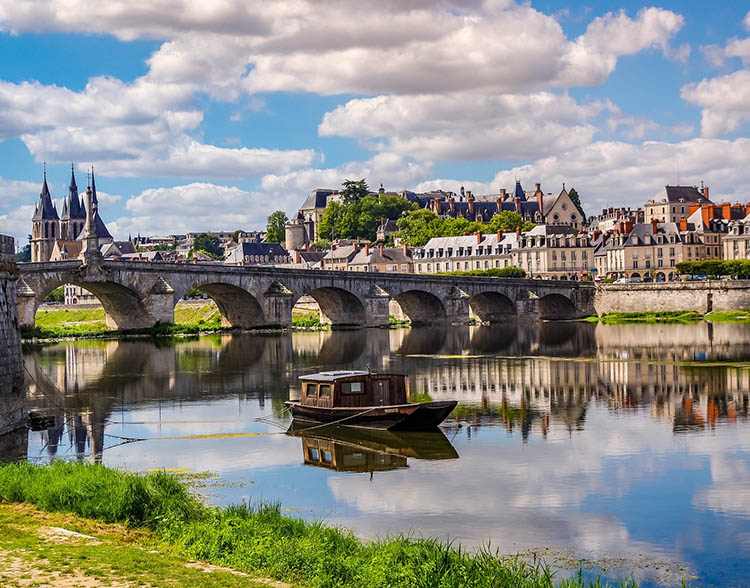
xmin=676 ymin=259 xmax=750 ymax=278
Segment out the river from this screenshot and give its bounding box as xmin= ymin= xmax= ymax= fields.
xmin=5 ymin=321 xmax=750 ymax=587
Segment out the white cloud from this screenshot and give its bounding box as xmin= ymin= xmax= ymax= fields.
xmin=110 ymin=183 xmax=274 ymax=237
xmin=0 ymin=177 xmax=40 ymax=206
xmin=744 ymin=11 xmax=750 ymax=32
xmin=0 ymin=204 xmax=35 ymax=245
xmin=681 ymin=70 xmax=750 ymax=137
xmin=319 ymin=92 xmax=610 ymax=161
xmin=260 ymin=153 xmax=433 ymax=195
xmin=0 ymin=77 xmax=316 ymax=178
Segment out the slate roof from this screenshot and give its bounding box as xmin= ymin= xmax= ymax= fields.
xmin=323 ymin=244 xmax=359 ymax=261
xmin=349 ymin=246 xmax=412 ymax=265
xmin=235 ymin=242 xmax=288 ymax=257
xmin=377 ymin=219 xmax=399 ymax=233
xmin=300 ymin=188 xmax=336 ymax=210
xmin=32 ymin=176 xmax=59 ymax=221
xmin=61 ymin=166 xmax=85 ymax=220
xmin=647 ymin=186 xmax=711 ymax=205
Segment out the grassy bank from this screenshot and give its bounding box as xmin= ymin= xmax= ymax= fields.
xmin=587 ymin=310 xmax=750 ymax=324
xmin=0 ymin=461 xmax=646 ymax=588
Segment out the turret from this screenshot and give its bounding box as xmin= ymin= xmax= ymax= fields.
xmin=30 ymin=166 xmax=60 ymax=262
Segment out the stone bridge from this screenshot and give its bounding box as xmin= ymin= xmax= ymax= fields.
xmin=16 ymin=259 xmax=596 ymax=329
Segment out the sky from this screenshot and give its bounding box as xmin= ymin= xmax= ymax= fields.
xmin=2 ymin=0 xmax=750 ymax=247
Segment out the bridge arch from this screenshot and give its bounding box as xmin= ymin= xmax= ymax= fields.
xmin=302 ymin=287 xmax=367 ymax=328
xmin=36 ymin=279 xmax=152 ymax=330
xmin=392 ymin=289 xmax=446 ymax=326
xmin=192 ymin=282 xmax=265 ymax=328
xmin=469 ymin=291 xmax=517 ymax=323
xmin=538 ymin=293 xmax=577 ymax=320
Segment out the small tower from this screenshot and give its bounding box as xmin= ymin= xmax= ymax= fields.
xmin=79 ymin=185 xmax=102 ymax=263
xmin=31 ymin=166 xmax=60 ymax=262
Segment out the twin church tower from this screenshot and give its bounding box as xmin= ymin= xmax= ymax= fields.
xmin=30 ymin=165 xmax=112 ymax=263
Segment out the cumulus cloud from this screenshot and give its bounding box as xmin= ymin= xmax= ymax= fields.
xmin=109 ymin=183 xmax=274 ymax=237
xmin=319 ymin=93 xmax=611 ymax=161
xmin=0 ymin=78 xmax=316 ymax=178
xmin=681 ymin=70 xmax=750 ymax=137
xmin=0 ymin=204 xmax=35 ymax=245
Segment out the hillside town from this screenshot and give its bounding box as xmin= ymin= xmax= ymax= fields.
xmin=26 ymin=166 xmax=750 ymax=296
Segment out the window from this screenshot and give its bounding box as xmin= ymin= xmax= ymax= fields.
xmin=400 ymin=264 xmax=408 ymax=271
xmin=645 ymin=260 xmax=651 ymax=268
xmin=633 ymin=260 xmax=639 ymax=269
xmin=321 ymin=450 xmax=333 ymax=464
xmin=308 ymin=448 xmax=320 ymax=461
xmin=582 ymin=251 xmax=587 ymax=259
xmin=387 ymin=264 xmax=397 ymax=272
xmin=670 ymin=259 xmax=675 ymax=267
xmin=418 ymin=264 xmax=422 ymax=272
xmin=305 ymin=383 xmax=316 ymax=397
xmin=669 ymin=247 xmax=675 ymax=256
xmin=658 ymin=259 xmax=663 ymax=268
xmin=341 ymin=381 xmax=363 ymax=394
xmin=319 ymin=384 xmax=331 ymax=397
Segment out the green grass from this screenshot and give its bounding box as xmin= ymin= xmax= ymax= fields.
xmin=174 ymin=301 xmax=222 ymax=326
xmin=0 ymin=462 xmax=651 ymax=588
xmin=592 ymin=311 xmax=704 ymax=324
xmin=705 ymin=311 xmax=750 ymax=323
xmin=291 ymin=311 xmax=323 ymax=328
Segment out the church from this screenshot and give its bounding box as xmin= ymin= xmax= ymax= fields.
xmin=30 ymin=166 xmax=124 ymax=263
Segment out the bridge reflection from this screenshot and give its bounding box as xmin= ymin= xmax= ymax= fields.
xmin=9 ymin=320 xmax=750 ymax=461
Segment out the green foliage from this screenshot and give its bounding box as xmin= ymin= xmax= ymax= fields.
xmin=396 ymin=209 xmax=536 ymax=247
xmin=265 ymin=211 xmax=289 ymax=243
xmin=15 ymin=243 xmax=31 ymax=262
xmin=436 ymin=267 xmax=526 ymax=278
xmin=231 ymin=229 xmax=244 ymax=242
xmin=153 ymin=242 xmax=176 ymax=251
xmin=42 ymin=286 xmax=65 ymax=303
xmin=192 ymin=234 xmax=224 ymax=259
xmin=340 ymin=178 xmax=370 ymax=205
xmin=310 ymin=239 xmax=331 ymax=249
xmin=675 ymin=259 xmax=750 ymax=278
xmin=319 ymin=193 xmax=416 ymax=242
xmin=567 ymin=188 xmax=586 ymax=223
xmin=0 ymin=462 xmax=646 ymax=588
xmin=705 ymin=311 xmax=750 ymax=323
xmin=291 ymin=312 xmax=322 ymax=328
xmin=184 ymin=288 xmax=205 ymax=298
xmin=596 ymin=311 xmax=704 ymax=324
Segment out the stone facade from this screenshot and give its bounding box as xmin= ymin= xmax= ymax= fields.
xmin=594 ymin=281 xmax=750 ymax=315
xmin=0 ymin=235 xmax=26 ymax=436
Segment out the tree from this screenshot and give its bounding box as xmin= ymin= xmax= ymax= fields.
xmin=340 ymin=179 xmax=369 ymax=205
xmin=265 ymin=211 xmax=289 ymax=243
xmin=567 ymin=188 xmax=586 ymax=224
xmin=487 ymin=211 xmax=526 ymax=233
xmin=15 ymin=243 xmax=31 ymax=262
xmin=43 ymin=286 xmax=64 ymax=304
xmin=396 ymin=209 xmax=442 ymax=247
xmin=231 ymin=229 xmax=244 ymax=243
xmin=192 ymin=233 xmax=224 ymax=259
xmin=319 ymin=194 xmax=415 ymax=242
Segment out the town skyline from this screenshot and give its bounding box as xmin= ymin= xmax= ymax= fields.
xmin=3 ymin=1 xmax=750 ymax=245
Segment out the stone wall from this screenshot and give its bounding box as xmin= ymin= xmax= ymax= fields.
xmin=595 ymin=281 xmax=750 ymax=315
xmin=0 ymin=235 xmax=26 ymax=437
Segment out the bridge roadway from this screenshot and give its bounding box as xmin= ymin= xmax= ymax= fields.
xmin=16 ymin=259 xmax=596 ymax=329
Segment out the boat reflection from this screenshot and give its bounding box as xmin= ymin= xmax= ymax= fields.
xmin=287 ymin=424 xmax=459 ymax=473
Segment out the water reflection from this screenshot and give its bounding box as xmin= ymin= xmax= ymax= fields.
xmin=8 ymin=321 xmax=750 ymax=587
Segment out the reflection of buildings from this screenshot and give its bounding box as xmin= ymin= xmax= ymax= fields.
xmin=18 ymin=321 xmax=750 ymax=460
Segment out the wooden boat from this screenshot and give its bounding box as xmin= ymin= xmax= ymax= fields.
xmin=287 ymin=425 xmax=458 ymax=472
xmin=285 ymin=370 xmax=457 ymax=431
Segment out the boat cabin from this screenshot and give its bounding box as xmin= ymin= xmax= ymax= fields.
xmin=299 ymin=371 xmax=409 ymax=408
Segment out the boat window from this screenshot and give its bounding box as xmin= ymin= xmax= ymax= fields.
xmin=341 ymin=381 xmax=363 ymax=394
xmin=305 ymin=383 xmax=317 ymax=397
xmin=319 ymin=384 xmax=331 ymax=397
xmin=308 ymin=448 xmax=320 ymax=461
xmin=322 ymin=450 xmax=333 ymax=463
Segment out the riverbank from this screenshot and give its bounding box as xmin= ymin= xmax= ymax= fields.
xmin=586 ymin=310 xmax=750 ymax=324
xmin=0 ymin=461 xmax=643 ymax=588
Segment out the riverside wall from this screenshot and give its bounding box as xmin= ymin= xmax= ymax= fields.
xmin=0 ymin=235 xmax=26 ymax=437
xmin=595 ymin=281 xmax=750 ymax=315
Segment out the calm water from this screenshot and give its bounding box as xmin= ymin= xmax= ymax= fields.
xmin=6 ymin=322 xmax=750 ymax=587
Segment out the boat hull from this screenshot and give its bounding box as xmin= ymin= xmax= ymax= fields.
xmin=284 ymin=400 xmax=457 ymax=431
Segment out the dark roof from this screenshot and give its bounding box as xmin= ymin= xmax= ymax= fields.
xmin=113 ymin=241 xmax=137 ymax=254
xmin=648 ymin=186 xmax=711 ymax=205
xmin=32 ymin=176 xmax=59 ymax=221
xmin=300 ymin=188 xmax=336 ymax=210
xmin=377 ymin=219 xmax=399 ymax=232
xmin=237 ymin=242 xmax=288 ymax=257
xmin=67 ymin=167 xmax=84 ymax=219
xmin=514 ymin=180 xmax=526 ymax=201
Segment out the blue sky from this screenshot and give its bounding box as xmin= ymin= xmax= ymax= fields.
xmin=2 ymin=1 xmax=750 ymax=246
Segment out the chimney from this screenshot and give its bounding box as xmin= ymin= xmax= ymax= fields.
xmin=497 ymin=230 xmax=503 ymax=241
xmin=500 ymin=188 xmax=507 ymax=200
xmin=378 ymin=244 xmax=384 ymax=256
xmin=536 ymin=187 xmax=544 ymax=221
xmin=688 ymin=202 xmax=700 ymax=216
xmin=303 ymin=242 xmax=309 ymax=251
xmin=402 ymin=242 xmax=408 ymax=256
xmin=514 ymin=196 xmax=521 ymax=213
xmin=381 ymin=216 xmax=387 ymax=227
xmin=364 ymin=243 xmax=370 ymax=256
xmin=679 ymin=217 xmax=688 ymax=232
xmin=615 ymin=209 xmax=621 ymax=219
xmin=535 ymin=182 xmax=541 ymax=191
xmin=294 ymin=250 xmax=301 ymax=264
xmin=702 ymin=204 xmax=711 ymax=226
xmin=516 ymin=226 xmax=522 ymax=237
xmin=495 ymin=196 xmax=502 ymax=211
xmin=722 ymin=202 xmax=731 ymax=220
xmin=624 ymin=220 xmax=633 ymax=234
xmin=476 ymin=231 xmax=482 ymax=244
xmin=449 ymin=197 xmax=456 ymax=216
xmin=651 ymin=219 xmax=659 ymax=234
xmin=703 ymin=185 xmax=709 ymax=201
xmin=467 ymin=192 xmax=475 ymax=216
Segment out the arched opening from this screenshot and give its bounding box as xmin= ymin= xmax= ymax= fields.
xmin=392 ymin=290 xmax=447 ymax=326
xmin=469 ymin=292 xmax=517 ymax=323
xmin=303 ymin=287 xmax=366 ymax=328
xmin=538 ymin=293 xmax=577 ymax=320
xmin=192 ymin=282 xmax=265 ymax=328
xmin=655 ymin=272 xmax=666 ymax=282
xmin=35 ymin=280 xmax=152 ymax=331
